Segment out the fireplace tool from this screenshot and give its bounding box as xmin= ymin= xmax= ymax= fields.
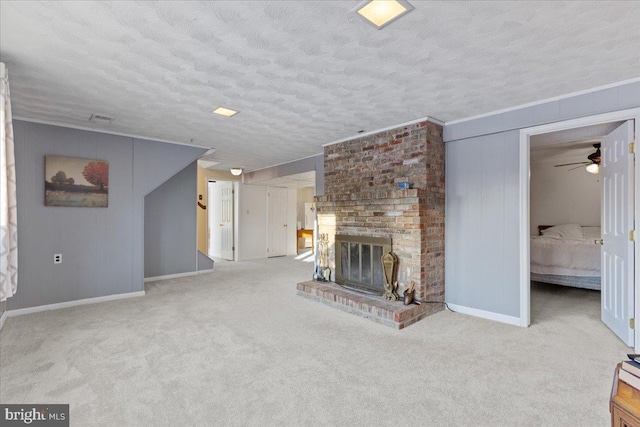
xmin=403 ymin=281 xmax=415 ymax=305
xmin=321 ymin=234 xmax=331 ymax=281
xmin=314 ymin=233 xmax=330 ymax=282
xmin=381 ymin=252 xmax=399 ymax=301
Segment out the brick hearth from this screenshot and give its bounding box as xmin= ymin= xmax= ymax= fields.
xmin=297 ymin=281 xmax=442 ymax=329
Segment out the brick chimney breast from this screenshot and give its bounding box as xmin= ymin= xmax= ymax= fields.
xmin=315 ymin=121 xmax=444 ymax=303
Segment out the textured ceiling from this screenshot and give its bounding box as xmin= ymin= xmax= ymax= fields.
xmin=1 ymin=1 xmax=639 ymax=171
xmin=249 ymin=171 xmax=316 ymax=189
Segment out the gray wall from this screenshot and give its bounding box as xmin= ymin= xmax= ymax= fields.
xmin=9 ymin=121 xmax=205 ymax=310
xmin=197 ymin=251 xmax=214 ymax=271
xmin=444 ymin=81 xmax=640 ymax=318
xmin=144 ymin=161 xmax=198 ymax=278
xmin=445 ymin=131 xmax=520 ymax=316
xmin=243 ymin=154 xmax=324 ymax=195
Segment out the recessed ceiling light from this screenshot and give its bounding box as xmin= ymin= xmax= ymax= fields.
xmin=353 ymin=0 xmax=414 ymax=30
xmin=198 ymin=159 xmax=220 ymax=170
xmin=213 ymin=107 xmax=239 ymax=117
xmin=89 ymin=113 xmax=114 ymax=124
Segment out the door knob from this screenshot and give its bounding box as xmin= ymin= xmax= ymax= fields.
xmin=220 ymin=224 xmax=224 ymax=227
xmin=595 ymin=239 xmax=603 ymax=245
xmin=284 ymin=224 xmax=288 ymax=227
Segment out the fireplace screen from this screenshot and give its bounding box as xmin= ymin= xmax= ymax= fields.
xmin=335 ymin=235 xmax=392 ymax=294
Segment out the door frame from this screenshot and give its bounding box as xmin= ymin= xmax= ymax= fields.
xmin=519 ymin=108 xmax=640 ymax=349
xmin=207 ymin=179 xmax=237 ymax=261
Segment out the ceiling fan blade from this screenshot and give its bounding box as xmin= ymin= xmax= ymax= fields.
xmin=554 ymin=162 xmax=590 ymax=167
xmin=568 ymin=165 xmax=586 ymax=171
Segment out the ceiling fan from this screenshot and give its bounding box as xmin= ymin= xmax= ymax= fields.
xmin=554 ymin=143 xmax=601 ymax=174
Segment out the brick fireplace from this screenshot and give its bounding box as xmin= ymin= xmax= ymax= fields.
xmin=297 ymin=120 xmax=445 ymax=328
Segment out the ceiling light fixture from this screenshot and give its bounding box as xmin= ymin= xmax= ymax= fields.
xmin=586 ymin=163 xmax=599 ymax=174
xmin=213 ymin=107 xmax=239 ymax=117
xmin=89 ymin=113 xmax=114 ymax=124
xmin=230 ymin=167 xmax=243 ymax=176
xmin=353 ymin=0 xmax=414 ymax=29
xmin=198 ymin=159 xmax=220 ymax=170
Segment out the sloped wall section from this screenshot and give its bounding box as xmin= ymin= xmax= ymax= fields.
xmin=8 ymin=121 xmax=205 ymax=310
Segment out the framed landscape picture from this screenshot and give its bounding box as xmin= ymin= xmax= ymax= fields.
xmin=45 ymin=156 xmax=109 ymax=207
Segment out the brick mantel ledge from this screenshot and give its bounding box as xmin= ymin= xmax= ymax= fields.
xmin=315 ymin=188 xmax=425 ymax=204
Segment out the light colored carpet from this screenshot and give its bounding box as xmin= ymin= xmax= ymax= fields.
xmin=0 ymin=257 xmax=629 ymax=426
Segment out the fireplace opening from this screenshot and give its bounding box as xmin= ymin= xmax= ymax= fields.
xmin=335 ymin=235 xmax=392 ymax=294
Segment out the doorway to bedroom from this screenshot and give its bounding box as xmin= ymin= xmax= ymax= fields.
xmin=529 ymin=128 xmax=609 ymax=331
xmin=522 ymin=110 xmax=639 ymax=348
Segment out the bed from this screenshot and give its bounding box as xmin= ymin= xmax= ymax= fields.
xmin=530 ymin=224 xmax=601 ymax=290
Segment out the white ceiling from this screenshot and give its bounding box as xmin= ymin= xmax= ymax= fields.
xmin=1 ymin=1 xmax=639 ymax=171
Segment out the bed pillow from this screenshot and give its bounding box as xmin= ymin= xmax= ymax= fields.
xmin=540 ymin=223 xmax=584 ymax=240
xmin=582 ymin=226 xmax=602 ymax=239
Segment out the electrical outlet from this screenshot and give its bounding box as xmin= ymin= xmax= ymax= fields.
xmin=54 ymin=253 xmax=62 ymax=264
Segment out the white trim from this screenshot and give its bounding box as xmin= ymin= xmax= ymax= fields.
xmin=519 ymin=108 xmax=640 ymax=347
xmin=198 ymin=268 xmax=214 ymax=274
xmin=144 ymin=271 xmax=199 ymax=282
xmin=322 ymin=116 xmax=445 ymax=148
xmin=636 ymin=116 xmax=640 ymax=353
xmin=447 ymin=78 xmax=640 ymax=126
xmin=519 ymin=132 xmax=531 ymax=328
xmin=520 ymin=109 xmax=640 ymax=137
xmin=447 ymin=303 xmax=521 ymax=327
xmin=4 ymin=291 xmax=146 ymax=318
xmin=13 ymin=116 xmax=210 ymax=150
xmin=0 ymin=310 xmax=7 ymax=331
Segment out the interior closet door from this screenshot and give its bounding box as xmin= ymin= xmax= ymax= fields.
xmin=601 ymin=120 xmax=635 ymax=346
xmin=220 ymin=181 xmax=234 ymax=260
xmin=268 ymin=187 xmax=288 ymax=257
xmin=208 ymin=181 xmax=222 ymax=258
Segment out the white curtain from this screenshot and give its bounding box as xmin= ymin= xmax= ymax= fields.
xmin=0 ymin=62 xmax=18 ymax=301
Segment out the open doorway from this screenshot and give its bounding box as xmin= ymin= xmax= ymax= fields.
xmin=207 ymin=180 xmax=234 ymax=260
xmin=296 ymin=185 xmax=315 ymax=255
xmin=246 ymin=170 xmax=316 ymax=261
xmin=521 ymin=110 xmax=639 ymax=349
xmin=529 ymin=125 xmax=614 ymax=331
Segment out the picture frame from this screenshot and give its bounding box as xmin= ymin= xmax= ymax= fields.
xmin=45 ymin=155 xmax=109 ymax=207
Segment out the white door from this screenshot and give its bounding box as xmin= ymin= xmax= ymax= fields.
xmin=207 ymin=181 xmax=222 ymax=258
xmin=268 ymin=187 xmax=288 ymax=257
xmin=601 ymin=120 xmax=635 ymax=346
xmin=220 ymin=181 xmax=234 ymax=260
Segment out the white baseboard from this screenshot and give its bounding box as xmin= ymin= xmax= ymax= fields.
xmin=144 ymin=271 xmax=199 ymax=282
xmin=0 ymin=310 xmax=7 ymax=331
xmin=4 ymin=291 xmax=146 ymax=319
xmin=447 ymin=303 xmax=522 ymax=327
xmin=198 ymin=269 xmax=214 ymax=274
